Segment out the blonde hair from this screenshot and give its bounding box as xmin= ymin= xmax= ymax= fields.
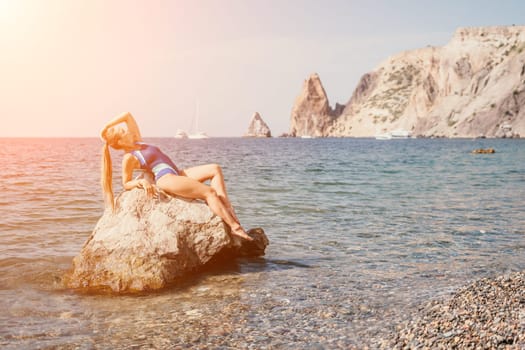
xmin=101 ymin=142 xmax=114 ymax=211
xmin=100 ymin=127 xmax=135 ymax=211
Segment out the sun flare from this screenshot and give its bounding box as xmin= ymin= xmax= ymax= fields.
xmin=0 ymin=0 xmax=12 ymax=14
xmin=0 ymin=0 xmax=21 ymax=23
xmin=0 ymin=0 xmax=12 ymax=21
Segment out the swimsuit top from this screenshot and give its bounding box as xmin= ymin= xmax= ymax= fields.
xmin=130 ymin=142 xmax=179 ymax=172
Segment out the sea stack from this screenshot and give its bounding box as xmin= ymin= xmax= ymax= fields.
xmin=289 ymin=73 xmax=344 ymax=137
xmin=244 ymin=112 xmax=272 ymax=137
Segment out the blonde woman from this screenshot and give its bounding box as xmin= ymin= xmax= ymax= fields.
xmin=100 ymin=112 xmax=252 ymax=241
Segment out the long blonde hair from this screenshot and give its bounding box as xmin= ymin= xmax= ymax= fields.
xmin=101 ymin=127 xmax=136 ymax=211
xmin=101 ymin=127 xmax=123 ymax=211
xmin=101 ymin=141 xmax=114 ymax=211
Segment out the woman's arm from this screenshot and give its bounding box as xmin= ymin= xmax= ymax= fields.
xmin=122 ymin=154 xmax=155 ymax=196
xmin=100 ymin=112 xmax=143 ymax=142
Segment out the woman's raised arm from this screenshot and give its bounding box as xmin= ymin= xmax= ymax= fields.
xmin=100 ymin=112 xmax=143 ymax=141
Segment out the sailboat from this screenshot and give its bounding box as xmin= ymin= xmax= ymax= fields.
xmin=174 ymin=129 xmax=188 ymax=139
xmin=188 ymin=131 xmax=209 ymax=139
xmin=187 ymin=101 xmax=209 ymax=139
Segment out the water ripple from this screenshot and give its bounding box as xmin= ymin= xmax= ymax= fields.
xmin=0 ymin=137 xmax=524 ymax=347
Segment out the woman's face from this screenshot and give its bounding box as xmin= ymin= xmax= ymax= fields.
xmin=107 ymin=128 xmax=133 ymax=150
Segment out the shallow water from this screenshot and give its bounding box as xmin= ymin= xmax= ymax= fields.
xmin=1 ymin=137 xmax=524 ymax=348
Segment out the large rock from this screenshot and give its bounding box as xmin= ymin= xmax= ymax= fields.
xmin=289 ymin=73 xmax=344 ymax=137
xmin=64 ymin=189 xmax=269 ymax=293
xmin=244 ymin=112 xmax=272 ymax=137
xmin=292 ymin=26 xmax=525 ymax=138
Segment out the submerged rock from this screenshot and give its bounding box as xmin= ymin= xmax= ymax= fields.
xmin=64 ymin=189 xmax=268 ymax=293
xmin=472 ymin=148 xmax=496 ymax=154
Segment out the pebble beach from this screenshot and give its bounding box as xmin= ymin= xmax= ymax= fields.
xmin=382 ymin=271 xmax=525 ymax=349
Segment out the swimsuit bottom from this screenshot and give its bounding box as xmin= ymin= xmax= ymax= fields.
xmin=152 ymin=163 xmax=179 ymax=181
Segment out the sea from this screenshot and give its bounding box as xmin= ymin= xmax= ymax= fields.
xmin=0 ymin=137 xmax=524 ymax=349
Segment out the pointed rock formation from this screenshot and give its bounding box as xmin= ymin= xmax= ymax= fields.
xmin=289 ymin=73 xmax=344 ymax=137
xmin=64 ymin=189 xmax=269 ymax=293
xmin=244 ymin=112 xmax=272 ymax=137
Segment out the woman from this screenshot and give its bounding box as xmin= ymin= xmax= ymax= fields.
xmin=100 ymin=112 xmax=252 ymax=241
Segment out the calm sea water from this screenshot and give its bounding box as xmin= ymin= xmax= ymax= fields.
xmin=0 ymin=137 xmax=524 ymax=348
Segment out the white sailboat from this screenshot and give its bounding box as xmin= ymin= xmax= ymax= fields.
xmin=174 ymin=129 xmax=188 ymax=139
xmin=188 ymin=131 xmax=209 ymax=139
xmin=187 ymin=101 xmax=209 ymax=139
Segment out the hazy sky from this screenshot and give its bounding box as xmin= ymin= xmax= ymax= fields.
xmin=1 ymin=0 xmax=524 ymax=137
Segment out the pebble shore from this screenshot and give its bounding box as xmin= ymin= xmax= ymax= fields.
xmin=382 ymin=271 xmax=525 ymax=349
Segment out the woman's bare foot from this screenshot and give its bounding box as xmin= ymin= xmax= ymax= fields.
xmin=231 ymin=225 xmax=254 ymax=241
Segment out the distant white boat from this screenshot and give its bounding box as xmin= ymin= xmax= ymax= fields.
xmin=301 ymin=135 xmax=314 ymax=139
xmin=375 ymin=133 xmax=392 ymax=140
xmin=187 ymin=100 xmax=209 ymax=139
xmin=188 ymin=131 xmax=209 ymax=139
xmin=375 ymin=129 xmax=411 ymax=140
xmin=390 ymin=129 xmax=410 ymax=139
xmin=174 ymin=129 xmax=188 ymax=139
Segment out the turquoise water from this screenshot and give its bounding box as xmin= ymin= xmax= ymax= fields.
xmin=0 ymin=137 xmax=524 ymax=348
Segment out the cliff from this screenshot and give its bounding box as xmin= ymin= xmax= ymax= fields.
xmin=64 ymin=189 xmax=269 ymax=293
xmin=291 ymin=26 xmax=525 ymax=138
xmin=244 ymin=112 xmax=272 ymax=137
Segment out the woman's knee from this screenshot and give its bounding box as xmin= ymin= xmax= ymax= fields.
xmin=209 ymin=163 xmax=222 ymax=176
xmin=204 ymin=187 xmax=219 ymax=201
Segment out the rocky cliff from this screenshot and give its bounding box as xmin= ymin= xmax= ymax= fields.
xmin=244 ymin=112 xmax=272 ymax=137
xmin=291 ymin=26 xmax=525 ymax=138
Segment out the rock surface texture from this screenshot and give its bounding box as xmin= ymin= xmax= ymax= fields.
xmin=244 ymin=112 xmax=272 ymax=137
xmin=291 ymin=26 xmax=525 ymax=138
xmin=64 ymin=189 xmax=269 ymax=293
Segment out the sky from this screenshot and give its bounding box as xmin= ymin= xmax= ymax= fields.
xmin=0 ymin=0 xmax=524 ymax=137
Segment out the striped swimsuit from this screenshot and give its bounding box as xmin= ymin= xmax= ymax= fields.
xmin=130 ymin=143 xmax=180 ymax=181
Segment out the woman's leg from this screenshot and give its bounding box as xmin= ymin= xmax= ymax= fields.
xmin=181 ymin=164 xmax=240 ymax=223
xmin=156 ymin=174 xmax=252 ymax=241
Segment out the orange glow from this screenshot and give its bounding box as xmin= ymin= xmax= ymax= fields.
xmin=0 ymin=0 xmax=20 ymax=24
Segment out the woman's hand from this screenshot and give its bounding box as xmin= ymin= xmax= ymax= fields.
xmin=101 ymin=112 xmax=142 ymax=142
xmin=137 ymin=179 xmax=155 ymax=197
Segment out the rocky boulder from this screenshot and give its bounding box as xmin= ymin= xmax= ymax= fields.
xmin=244 ymin=112 xmax=272 ymax=137
xmin=64 ymin=189 xmax=269 ymax=293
